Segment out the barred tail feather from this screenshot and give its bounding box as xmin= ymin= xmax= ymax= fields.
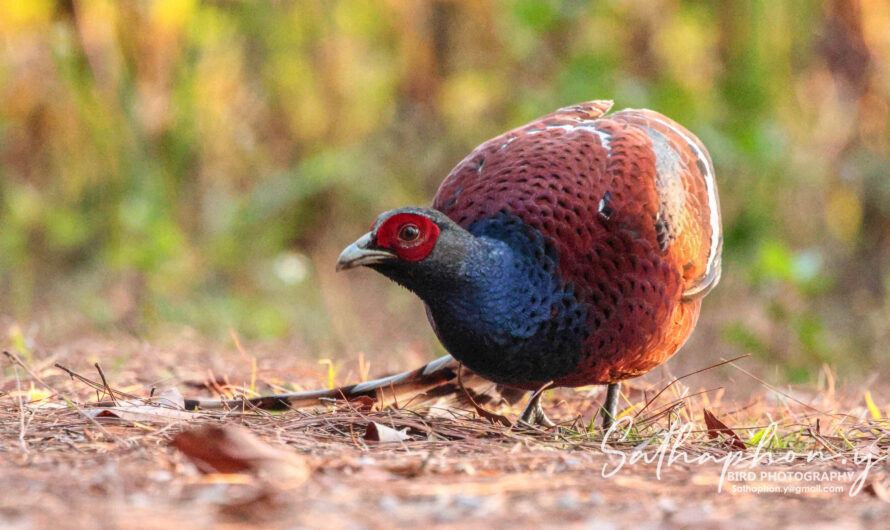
xmin=183 ymin=355 xmax=523 ymax=412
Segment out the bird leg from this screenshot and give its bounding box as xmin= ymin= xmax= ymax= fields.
xmin=518 ymin=389 xmax=555 ymax=428
xmin=600 ymin=382 xmax=621 ymax=430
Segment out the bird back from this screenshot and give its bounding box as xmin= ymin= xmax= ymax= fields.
xmin=433 ymin=101 xmax=721 ymax=385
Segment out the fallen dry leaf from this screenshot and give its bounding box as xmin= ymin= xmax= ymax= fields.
xmin=91 ymin=403 xmax=197 ymax=422
xmin=364 ymin=421 xmax=411 ymax=443
xmin=171 ymin=424 xmax=311 ymax=487
xmin=702 ymin=408 xmax=747 ymax=451
xmin=865 ymin=480 xmax=890 ymax=503
xmin=89 ymin=387 xmax=194 ymax=422
xmin=348 ymin=395 xmax=375 ymax=412
xmin=153 ymin=387 xmax=186 ymax=408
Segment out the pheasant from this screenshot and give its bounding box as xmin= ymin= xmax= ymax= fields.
xmin=187 ymin=101 xmax=722 ymax=428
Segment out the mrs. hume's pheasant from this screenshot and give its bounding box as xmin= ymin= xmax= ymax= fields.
xmin=186 ymin=101 xmax=722 ymax=428
xmin=335 ymin=100 xmax=721 ymax=425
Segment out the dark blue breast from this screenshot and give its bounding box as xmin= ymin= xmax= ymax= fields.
xmin=424 ymin=214 xmax=590 ymax=385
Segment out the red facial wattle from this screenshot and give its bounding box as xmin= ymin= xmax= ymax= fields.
xmin=374 ymin=213 xmax=440 ymax=262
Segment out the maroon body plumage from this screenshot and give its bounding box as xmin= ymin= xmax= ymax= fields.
xmin=430 ymin=100 xmax=721 ymax=387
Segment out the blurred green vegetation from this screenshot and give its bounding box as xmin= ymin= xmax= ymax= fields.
xmin=1 ymin=0 xmax=888 ymax=382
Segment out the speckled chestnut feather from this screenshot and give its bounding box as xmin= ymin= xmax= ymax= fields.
xmin=428 ymin=101 xmax=721 ymax=388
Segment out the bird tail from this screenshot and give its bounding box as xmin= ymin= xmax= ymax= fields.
xmin=183 ymin=355 xmax=524 ymax=412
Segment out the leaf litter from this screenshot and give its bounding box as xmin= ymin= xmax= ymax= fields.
xmin=1 ymin=333 xmax=890 ymax=528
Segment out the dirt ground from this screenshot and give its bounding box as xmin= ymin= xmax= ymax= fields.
xmin=1 ymin=324 xmax=889 ymax=529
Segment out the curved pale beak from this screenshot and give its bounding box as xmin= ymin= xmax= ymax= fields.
xmin=336 ymin=232 xmax=396 ymax=271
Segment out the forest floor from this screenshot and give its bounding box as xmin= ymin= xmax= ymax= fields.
xmin=1 ymin=325 xmax=889 ymax=529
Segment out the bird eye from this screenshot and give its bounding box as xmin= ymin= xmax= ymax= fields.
xmin=398 ymin=224 xmax=420 ymax=242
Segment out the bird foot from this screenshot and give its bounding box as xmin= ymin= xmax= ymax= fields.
xmin=518 ymin=392 xmax=556 ymax=428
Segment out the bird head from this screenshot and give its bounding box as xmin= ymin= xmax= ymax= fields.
xmin=336 ymin=207 xmax=473 ymax=292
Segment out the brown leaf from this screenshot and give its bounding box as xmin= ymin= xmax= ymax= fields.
xmin=703 ymin=408 xmax=747 ymax=451
xmin=864 ymin=480 xmax=890 ymax=503
xmin=470 ymin=404 xmax=512 ymax=427
xmin=348 ymin=395 xmax=375 ymax=412
xmin=364 ymin=421 xmax=411 ymax=443
xmin=455 ymin=365 xmax=512 ymax=427
xmin=171 ymin=425 xmax=311 ymax=486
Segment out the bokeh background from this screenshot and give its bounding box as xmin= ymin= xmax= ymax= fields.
xmin=1 ymin=0 xmax=888 ymax=384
